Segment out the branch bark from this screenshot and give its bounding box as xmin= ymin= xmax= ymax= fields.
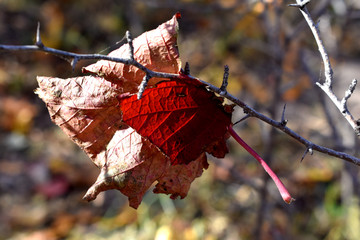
xmin=291 ymin=0 xmax=360 ymax=135
xmin=0 ymin=23 xmax=179 ymax=99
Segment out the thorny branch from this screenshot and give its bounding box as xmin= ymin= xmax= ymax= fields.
xmin=0 ymin=23 xmax=178 ymax=99
xmin=290 ymin=0 xmax=360 ymax=135
xmin=203 ymin=79 xmax=360 ymax=166
xmin=0 ymin=19 xmax=360 ymax=166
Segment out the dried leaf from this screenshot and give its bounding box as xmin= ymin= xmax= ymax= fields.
xmin=83 ymin=127 xmax=166 ymax=209
xmin=83 ymin=14 xmax=181 ymax=93
xmin=154 ymin=153 xmax=209 ymax=199
xmin=84 ymin=140 xmax=208 ymax=209
xmin=36 ymin=75 xmax=125 ymax=165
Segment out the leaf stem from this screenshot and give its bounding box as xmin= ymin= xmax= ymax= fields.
xmin=227 ymin=125 xmax=294 ymax=204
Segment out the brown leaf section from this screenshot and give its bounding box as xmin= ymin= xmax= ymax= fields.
xmin=36 ymin=76 xmax=124 ymax=166
xmin=83 ymin=127 xmax=165 ymax=208
xmin=83 ymin=14 xmax=181 ymax=93
xmin=153 ymin=153 xmax=209 ymax=199
xmin=84 ymin=134 xmax=208 ymax=209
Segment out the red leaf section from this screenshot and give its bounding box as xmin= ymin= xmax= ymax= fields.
xmin=83 ymin=14 xmax=181 ymax=93
xmin=36 ymin=15 xmax=232 ymax=208
xmin=118 ymin=76 xmax=232 ymax=164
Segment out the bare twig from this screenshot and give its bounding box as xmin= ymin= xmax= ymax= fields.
xmin=291 ymin=0 xmax=359 ymax=135
xmin=0 ymin=25 xmax=179 ymax=99
xmin=301 ymin=50 xmax=344 ymax=148
xmin=1 ymin=22 xmax=360 ymax=166
xmin=202 ymin=79 xmax=360 ymax=165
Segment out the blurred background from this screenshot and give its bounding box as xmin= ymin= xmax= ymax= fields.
xmin=1 ymin=0 xmax=360 ymax=239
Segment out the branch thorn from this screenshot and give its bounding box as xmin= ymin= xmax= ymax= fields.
xmin=35 ymin=22 xmax=44 ymax=48
xmin=288 ymin=0 xmax=310 ymax=9
xmin=280 ymin=104 xmax=288 ymax=126
xmin=126 ymin=30 xmax=134 ymax=61
xmin=137 ymin=74 xmax=151 ymax=100
xmin=301 ymin=147 xmax=313 ymax=162
xmin=184 ymin=62 xmax=190 ymax=75
xmin=233 ymin=114 xmax=250 ymax=125
xmin=71 ymin=57 xmax=79 ymax=71
xmin=220 ymin=65 xmax=229 ymax=95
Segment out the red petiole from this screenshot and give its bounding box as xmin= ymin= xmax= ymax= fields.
xmin=228 ymin=125 xmax=294 ymax=204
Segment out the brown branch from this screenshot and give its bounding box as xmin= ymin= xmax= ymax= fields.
xmin=0 ymin=23 xmax=179 ymax=98
xmin=200 ymin=79 xmax=360 ymax=166
xmin=291 ymin=0 xmax=359 ymax=135
xmin=300 ymin=50 xmax=344 ymax=149
xmin=0 ymin=22 xmax=360 ymax=166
